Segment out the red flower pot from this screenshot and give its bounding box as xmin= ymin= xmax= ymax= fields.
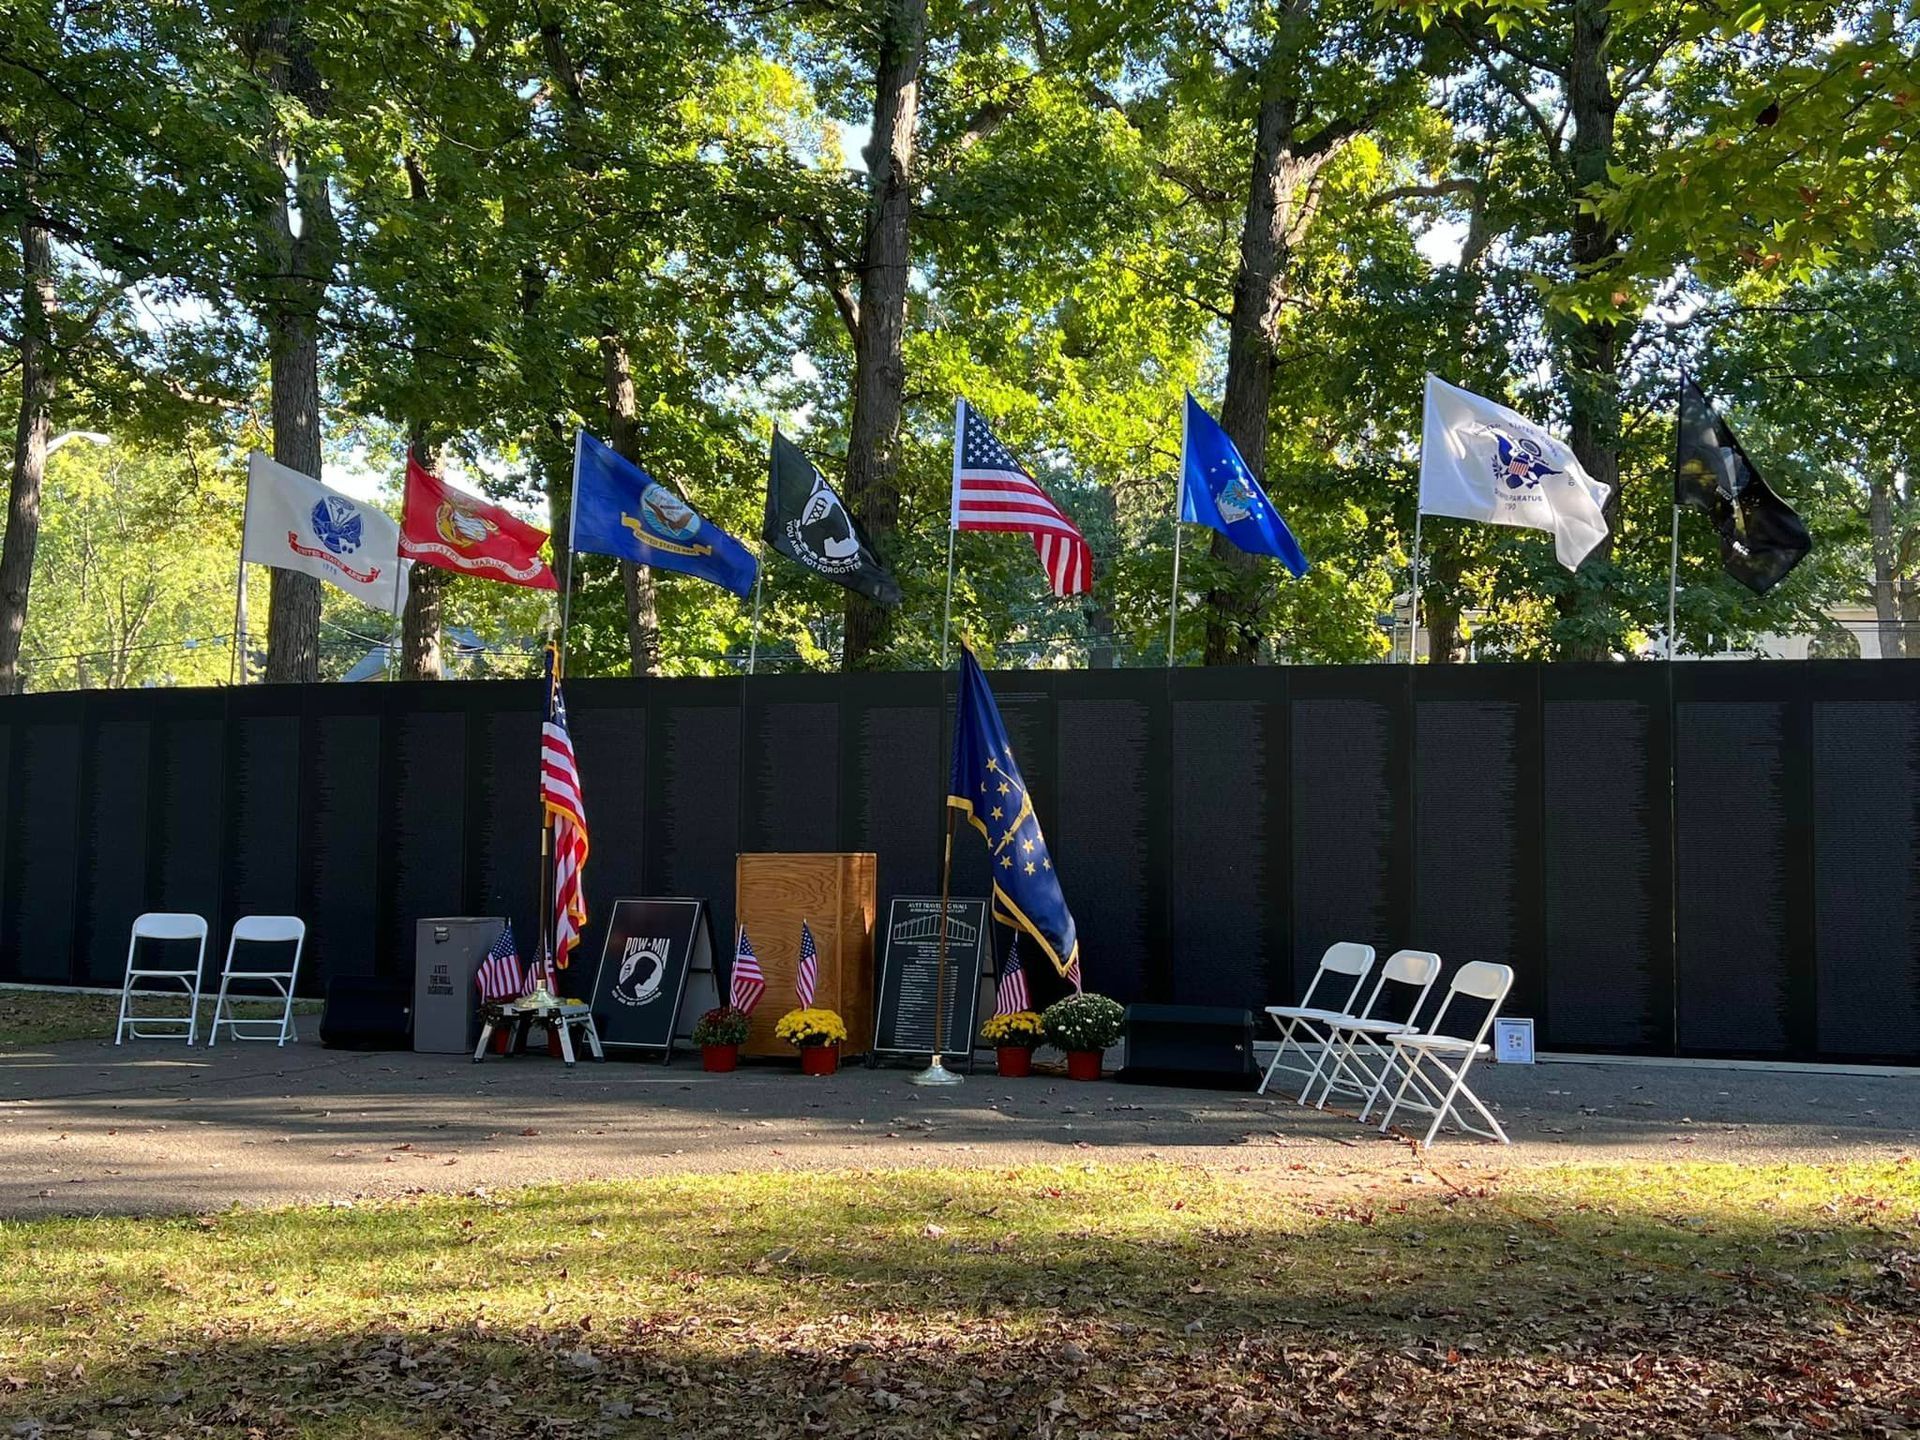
xmin=996 ymin=1046 xmax=1034 ymax=1078
xmin=800 ymin=1043 xmax=840 ymax=1076
xmin=702 ymin=1043 xmax=740 ymax=1073
xmin=1066 ymin=1049 xmax=1103 ymax=1081
xmin=491 ymin=1026 xmax=514 ymax=1055
xmin=546 ymin=1027 xmax=564 ymax=1058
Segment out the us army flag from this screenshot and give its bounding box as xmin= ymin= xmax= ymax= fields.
xmin=1418 ymin=375 xmax=1611 ymax=571
xmin=241 ymin=451 xmax=408 ymax=614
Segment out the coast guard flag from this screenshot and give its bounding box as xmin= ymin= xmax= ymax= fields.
xmin=947 ymin=644 xmax=1080 ymax=981
xmin=242 ymin=451 xmax=407 ymax=613
xmin=1419 ymin=375 xmax=1611 ymax=570
xmin=1180 ymin=394 xmax=1309 ymax=576
xmin=571 ymin=431 xmax=757 ymax=598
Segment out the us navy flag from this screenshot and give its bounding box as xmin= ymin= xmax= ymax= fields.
xmin=571 ymin=431 xmax=757 ymax=598
xmin=946 ymin=644 xmax=1080 ymax=981
xmin=1676 ymin=378 xmax=1812 ymax=595
xmin=764 ymin=430 xmax=901 ymax=605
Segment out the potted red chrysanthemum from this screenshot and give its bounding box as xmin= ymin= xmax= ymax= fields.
xmin=691 ymin=1005 xmax=751 ymax=1072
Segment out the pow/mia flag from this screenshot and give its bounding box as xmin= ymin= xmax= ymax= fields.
xmin=1676 ymin=377 xmax=1812 ymax=595
xmin=764 ymin=430 xmax=902 ymax=606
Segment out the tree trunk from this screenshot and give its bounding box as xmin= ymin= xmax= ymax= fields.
xmin=601 ymin=337 xmax=658 ymax=675
xmin=400 ymin=431 xmax=447 ymax=679
xmin=1868 ymin=476 xmax=1904 ymax=659
xmin=1556 ymin=0 xmax=1622 ymax=658
xmin=257 ymin=9 xmax=335 ymax=684
xmin=0 ymin=210 xmax=57 ymax=694
xmin=1204 ymin=94 xmax=1306 ymax=665
xmin=841 ymin=0 xmax=928 ymax=670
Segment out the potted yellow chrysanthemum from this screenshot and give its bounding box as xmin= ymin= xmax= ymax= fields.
xmin=980 ymin=1011 xmax=1044 ymax=1077
xmin=775 ymin=1007 xmax=848 ymax=1075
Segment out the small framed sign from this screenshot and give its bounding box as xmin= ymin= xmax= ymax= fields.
xmin=586 ymin=898 xmax=719 ymax=1058
xmin=1494 ymin=1017 xmax=1535 ymax=1065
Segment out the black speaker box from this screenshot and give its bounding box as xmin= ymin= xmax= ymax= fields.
xmin=1118 ymin=1004 xmax=1259 ymax=1090
xmin=320 ymin=975 xmax=413 ymax=1050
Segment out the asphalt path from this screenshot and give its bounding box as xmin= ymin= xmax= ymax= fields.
xmin=0 ymin=1036 xmax=1914 ymax=1217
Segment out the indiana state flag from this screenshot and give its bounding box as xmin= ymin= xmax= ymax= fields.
xmin=947 ymin=644 xmax=1079 ymax=980
xmin=1180 ymin=393 xmax=1309 ymax=577
xmin=571 ymin=431 xmax=757 ymax=598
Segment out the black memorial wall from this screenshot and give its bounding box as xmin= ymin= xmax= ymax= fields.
xmin=2 ymin=661 xmax=1918 ymax=1063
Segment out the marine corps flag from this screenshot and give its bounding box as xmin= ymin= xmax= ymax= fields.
xmin=1676 ymin=377 xmax=1812 ymax=595
xmin=400 ymin=454 xmax=557 ymax=590
xmin=764 ymin=430 xmax=901 ymax=605
xmin=946 ymin=644 xmax=1080 ymax=981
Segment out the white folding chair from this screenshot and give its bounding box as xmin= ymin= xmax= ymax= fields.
xmin=1374 ymin=961 xmax=1515 ymax=1147
xmin=1309 ymin=949 xmax=1443 ymax=1110
xmin=1257 ymin=942 xmax=1376 ymax=1098
xmin=209 ymin=915 xmax=307 ymax=1047
xmin=114 ymin=912 xmax=210 ymax=1045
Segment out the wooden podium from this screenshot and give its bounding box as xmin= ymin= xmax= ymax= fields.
xmin=734 ymin=853 xmax=877 ymax=1058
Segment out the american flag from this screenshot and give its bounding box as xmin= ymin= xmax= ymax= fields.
xmin=731 ymin=925 xmax=766 ymax=1013
xmin=542 ymin=643 xmax=588 ymax=973
xmin=995 ymin=934 xmax=1030 ymax=1015
xmin=1066 ymin=953 xmax=1083 ymax=994
xmin=795 ymin=920 xmax=819 ymax=1008
xmin=524 ymin=945 xmax=557 ymax=998
xmin=952 ymin=398 xmax=1092 ymax=597
xmin=476 ymin=921 xmax=524 ymax=1003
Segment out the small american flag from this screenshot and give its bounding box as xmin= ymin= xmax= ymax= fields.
xmin=542 ymin=643 xmax=588 ymax=973
xmin=476 ymin=922 xmax=523 ymax=1003
xmin=953 ymin=399 xmax=1092 ymax=597
xmin=995 ymin=934 xmax=1030 ymax=1015
xmin=795 ymin=920 xmax=819 ymax=1008
xmin=524 ymin=945 xmax=557 ymax=998
xmin=731 ymin=926 xmax=766 ymax=1013
xmin=1065 ymin=953 xmax=1083 ymax=994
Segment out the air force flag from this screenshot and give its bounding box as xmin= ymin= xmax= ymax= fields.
xmin=947 ymin=644 xmax=1079 ymax=981
xmin=1179 ymin=393 xmax=1309 ymax=577
xmin=1418 ymin=374 xmax=1611 ymax=571
xmin=570 ymin=431 xmax=758 ymax=598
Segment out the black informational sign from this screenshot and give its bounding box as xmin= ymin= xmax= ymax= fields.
xmin=587 ymin=898 xmax=718 ymax=1058
xmin=873 ymin=896 xmax=990 ymax=1065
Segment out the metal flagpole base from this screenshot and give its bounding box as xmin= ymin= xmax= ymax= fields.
xmin=909 ymin=1055 xmax=965 ymax=1087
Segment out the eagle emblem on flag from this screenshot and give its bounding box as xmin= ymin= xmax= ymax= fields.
xmin=310 ymin=495 xmax=364 ymax=555
xmin=1490 ymin=432 xmax=1562 ymax=492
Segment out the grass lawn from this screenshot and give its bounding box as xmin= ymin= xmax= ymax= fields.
xmin=0 ymin=1159 xmax=1916 ymax=1437
xmin=0 ymin=988 xmax=321 ymax=1048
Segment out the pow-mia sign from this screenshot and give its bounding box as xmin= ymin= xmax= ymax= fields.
xmin=587 ymin=898 xmax=720 ymax=1057
xmin=611 ymin=936 xmax=671 ymax=1007
xmin=763 ymin=429 xmax=902 ymax=606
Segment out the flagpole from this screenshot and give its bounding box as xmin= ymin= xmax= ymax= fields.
xmin=231 ymin=559 xmax=247 ymax=686
xmin=1407 ymin=507 xmax=1423 ymax=665
xmin=911 ymin=805 xmax=963 ymax=1087
xmin=231 ymin=460 xmax=253 ymax=686
xmin=747 ymin=556 xmax=764 ymax=675
xmin=1666 ymin=505 xmax=1680 ymax=662
xmin=1168 ymin=396 xmax=1188 ymax=667
xmin=941 ymin=398 xmax=963 ymax=669
xmin=560 ymin=429 xmax=583 ymax=675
